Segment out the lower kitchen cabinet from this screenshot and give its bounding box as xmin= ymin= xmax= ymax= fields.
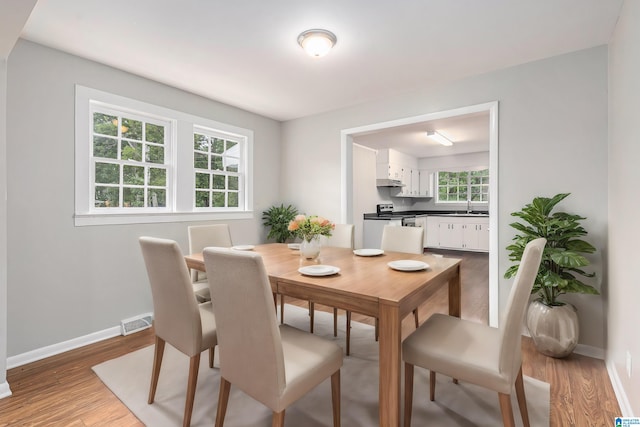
xmin=426 ymin=216 xmax=489 ymax=252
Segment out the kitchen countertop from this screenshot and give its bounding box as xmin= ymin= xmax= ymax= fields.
xmin=363 ymin=210 xmax=489 ymax=219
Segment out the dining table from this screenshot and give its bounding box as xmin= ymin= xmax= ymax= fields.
xmin=184 ymin=243 xmax=462 ymax=427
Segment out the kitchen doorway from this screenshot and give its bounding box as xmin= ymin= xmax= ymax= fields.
xmin=340 ymin=101 xmax=499 ymax=326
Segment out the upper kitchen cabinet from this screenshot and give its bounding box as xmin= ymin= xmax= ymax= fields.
xmin=418 ymin=170 xmax=434 ymax=197
xmin=376 ymin=149 xmax=432 ymax=198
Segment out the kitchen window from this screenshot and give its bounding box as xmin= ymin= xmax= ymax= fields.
xmin=75 ymin=85 xmax=253 ymax=226
xmin=437 ymin=169 xmax=489 ymax=203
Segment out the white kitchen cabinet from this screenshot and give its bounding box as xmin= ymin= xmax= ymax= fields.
xmin=398 ymin=167 xmax=417 ymax=196
xmin=464 ymin=221 xmax=490 ymax=251
xmin=425 ymin=216 xmax=439 ymax=247
xmin=438 ymin=221 xmax=464 ymax=249
xmin=418 ymin=171 xmax=433 ymax=197
xmin=410 ymin=169 xmax=420 ymax=195
xmin=376 ymin=162 xmax=403 ymax=180
xmin=426 ymin=216 xmax=489 ymax=252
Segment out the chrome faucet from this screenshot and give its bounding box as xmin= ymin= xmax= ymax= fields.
xmin=467 ymin=199 xmax=471 ymax=214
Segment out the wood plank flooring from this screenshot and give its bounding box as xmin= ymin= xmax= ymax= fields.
xmin=0 ymin=251 xmax=621 ymax=426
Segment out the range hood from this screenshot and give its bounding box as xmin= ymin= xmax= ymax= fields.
xmin=376 ymin=179 xmax=404 ymax=187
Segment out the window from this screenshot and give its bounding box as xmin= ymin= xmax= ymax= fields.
xmin=437 ymin=169 xmax=489 ymax=203
xmin=92 ymin=108 xmax=170 ymax=210
xmin=193 ymin=128 xmax=244 ymax=209
xmin=75 ymin=85 xmax=253 ymax=226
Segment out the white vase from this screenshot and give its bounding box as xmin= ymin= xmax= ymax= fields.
xmin=526 ymin=299 xmax=579 ymax=358
xmin=300 ymin=236 xmax=321 ymax=260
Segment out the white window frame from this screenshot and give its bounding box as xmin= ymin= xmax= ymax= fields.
xmin=193 ymin=126 xmax=246 ymax=211
xmin=75 ymin=85 xmax=254 ymax=226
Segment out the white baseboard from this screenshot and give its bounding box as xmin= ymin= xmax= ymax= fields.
xmin=0 ymin=381 xmax=12 ymax=399
xmin=607 ymin=359 xmax=634 ymax=417
xmin=574 ymin=343 xmax=605 ymax=359
xmin=7 ymin=326 xmax=121 ymax=370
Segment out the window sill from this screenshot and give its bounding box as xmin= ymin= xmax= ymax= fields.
xmin=74 ymin=211 xmax=254 ymax=227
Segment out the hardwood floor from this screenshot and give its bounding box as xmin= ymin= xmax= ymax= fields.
xmin=0 ymin=251 xmax=620 ymax=426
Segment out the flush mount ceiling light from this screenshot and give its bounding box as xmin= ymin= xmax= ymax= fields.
xmin=297 ymin=29 xmax=337 ymax=57
xmin=427 ymin=131 xmax=454 ymax=146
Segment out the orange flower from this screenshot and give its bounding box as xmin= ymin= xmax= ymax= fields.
xmin=288 ymin=221 xmax=299 ymax=231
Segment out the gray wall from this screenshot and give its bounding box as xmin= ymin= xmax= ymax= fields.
xmin=608 ymin=0 xmax=640 ymax=415
xmin=5 ymin=40 xmax=282 ymax=356
xmin=281 ymin=46 xmax=608 ymax=350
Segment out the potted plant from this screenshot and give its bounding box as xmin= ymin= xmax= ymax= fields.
xmin=505 ymin=193 xmax=599 ymax=357
xmin=262 ymin=204 xmax=298 ymax=243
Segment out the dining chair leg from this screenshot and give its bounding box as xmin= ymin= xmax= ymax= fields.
xmin=333 ymin=307 xmax=338 ymax=337
xmin=498 ymin=392 xmax=516 ymax=427
xmin=148 ymin=336 xmax=165 ymax=404
xmin=272 ymin=410 xmax=285 ymax=427
xmin=429 ymin=370 xmax=436 ymax=401
xmin=309 ymin=301 xmax=315 ymax=333
xmin=209 ymin=346 xmax=215 ymax=368
xmin=346 ymin=311 xmax=351 ymax=356
xmin=375 ymin=317 xmax=379 ymax=341
xmin=183 ymin=354 xmax=200 ymax=427
xmin=413 ymin=308 xmax=419 ymax=328
xmin=215 ymin=377 xmax=231 ymax=427
xmin=403 ymin=363 xmax=414 ymax=427
xmin=280 ymin=294 xmax=285 ymax=324
xmin=331 ymin=370 xmax=341 ymax=427
xmin=515 ymin=367 xmax=530 ymax=427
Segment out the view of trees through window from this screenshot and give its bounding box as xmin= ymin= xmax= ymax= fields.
xmin=92 ymin=110 xmax=168 ymax=208
xmin=193 ymin=130 xmax=242 ymax=208
xmin=437 ymin=169 xmax=489 ymax=203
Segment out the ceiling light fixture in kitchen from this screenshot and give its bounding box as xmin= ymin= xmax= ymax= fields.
xmin=427 ymin=131 xmax=453 ymax=146
xmin=297 ymin=29 xmax=337 ymax=57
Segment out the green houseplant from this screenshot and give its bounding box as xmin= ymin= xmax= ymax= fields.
xmin=262 ymin=204 xmax=298 ymax=243
xmin=505 ymin=193 xmax=599 ymax=357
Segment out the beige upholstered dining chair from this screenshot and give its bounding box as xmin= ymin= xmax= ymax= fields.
xmin=344 ymin=225 xmax=423 ymax=355
xmin=139 ymin=237 xmax=218 ymax=427
xmin=203 ymin=247 xmax=343 ymax=427
xmin=306 ymin=224 xmax=355 ymax=336
xmin=402 ymin=237 xmax=546 ymax=427
xmin=187 ymin=224 xmax=233 ymax=302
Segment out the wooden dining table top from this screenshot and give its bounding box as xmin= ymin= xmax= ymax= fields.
xmin=184 ymin=243 xmax=461 ymax=318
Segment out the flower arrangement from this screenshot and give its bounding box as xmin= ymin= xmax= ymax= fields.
xmin=288 ymin=214 xmax=335 ymax=241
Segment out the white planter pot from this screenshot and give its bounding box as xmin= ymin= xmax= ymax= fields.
xmin=300 ymin=236 xmax=321 ymax=260
xmin=526 ymin=300 xmax=579 ymax=358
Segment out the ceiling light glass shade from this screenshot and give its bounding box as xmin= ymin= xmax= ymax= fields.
xmin=427 ymin=131 xmax=453 ymax=146
xmin=298 ymin=29 xmax=337 ymax=57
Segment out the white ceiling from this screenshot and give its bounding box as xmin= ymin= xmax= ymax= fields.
xmin=352 ymin=111 xmax=490 ymax=158
xmin=17 ymin=0 xmax=623 ymax=123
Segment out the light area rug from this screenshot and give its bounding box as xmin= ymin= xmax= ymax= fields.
xmin=93 ymin=304 xmax=550 ymax=426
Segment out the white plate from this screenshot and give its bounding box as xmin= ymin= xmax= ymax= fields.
xmin=288 ymin=243 xmax=300 ymax=250
xmin=353 ymin=248 xmax=384 ymax=257
xmin=232 ymin=245 xmax=255 ymax=251
xmin=298 ymin=265 xmax=340 ymax=277
xmin=387 ymin=260 xmax=429 ymax=271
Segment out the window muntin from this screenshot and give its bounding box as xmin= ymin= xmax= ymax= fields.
xmin=91 ymin=108 xmax=170 ymax=210
xmin=437 ymin=169 xmax=489 ymax=203
xmin=193 ymin=129 xmax=244 ymax=210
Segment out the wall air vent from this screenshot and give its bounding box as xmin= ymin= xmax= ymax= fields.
xmin=120 ymin=312 xmax=153 ymax=336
